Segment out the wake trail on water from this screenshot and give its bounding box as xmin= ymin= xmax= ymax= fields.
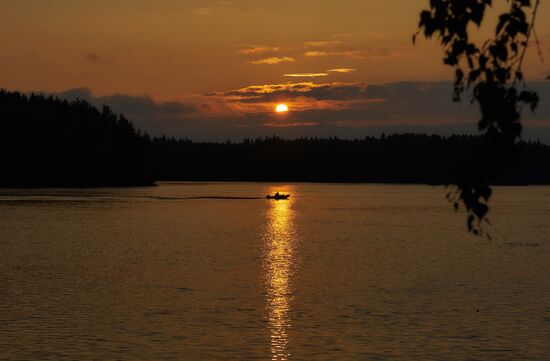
xmin=0 ymin=195 xmax=265 ymax=203
xmin=148 ymin=196 xmax=263 ymax=200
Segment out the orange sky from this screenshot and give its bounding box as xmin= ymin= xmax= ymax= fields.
xmin=1 ymin=0 xmax=549 ymax=139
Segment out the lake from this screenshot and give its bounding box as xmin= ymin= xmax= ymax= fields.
xmin=1 ymin=183 xmax=549 ymax=360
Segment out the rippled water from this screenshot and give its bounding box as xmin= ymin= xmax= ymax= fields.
xmin=1 ymin=183 xmax=549 ymax=360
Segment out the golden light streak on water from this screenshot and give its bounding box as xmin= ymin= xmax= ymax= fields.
xmin=263 ymin=187 xmax=296 ymax=361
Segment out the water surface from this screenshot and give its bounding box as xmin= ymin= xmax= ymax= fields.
xmin=1 ymin=183 xmax=549 ymax=360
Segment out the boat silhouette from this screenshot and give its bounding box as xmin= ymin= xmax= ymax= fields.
xmin=266 ymin=193 xmax=290 ymax=200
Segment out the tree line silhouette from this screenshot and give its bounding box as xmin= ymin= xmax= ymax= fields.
xmin=152 ymin=134 xmax=550 ymax=184
xmin=1 ymin=89 xmax=549 ymax=187
xmin=0 ymin=90 xmax=154 ymax=187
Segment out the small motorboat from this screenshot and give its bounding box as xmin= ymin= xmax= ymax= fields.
xmin=266 ymin=193 xmax=290 ymax=200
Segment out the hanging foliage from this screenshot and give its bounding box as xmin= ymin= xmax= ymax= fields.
xmin=415 ymin=0 xmax=541 ymax=236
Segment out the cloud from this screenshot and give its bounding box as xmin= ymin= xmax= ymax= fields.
xmin=95 ymin=94 xmax=195 ymax=116
xmin=39 ymin=82 xmax=550 ymax=142
xmin=46 ymin=88 xmax=194 ymax=116
xmin=211 ymin=81 xmax=550 ymax=133
xmin=305 ymin=50 xmax=366 ymax=59
xmin=52 ymin=87 xmax=94 ymax=101
xmin=41 ymin=88 xmax=197 ymax=134
xmin=193 ymin=1 xmax=233 ymax=15
xmin=302 ymin=34 xmax=398 ymax=61
xmin=215 ymin=82 xmax=369 ymax=102
xmin=249 ymin=56 xmax=295 ymax=65
xmin=305 ymin=48 xmax=396 ymax=59
xmin=332 ymin=33 xmax=354 ymax=38
xmin=209 ymin=82 xmax=384 ymax=116
xmin=238 ymin=46 xmax=280 ymax=55
xmin=263 ymin=121 xmax=319 ymax=128
xmin=327 ymin=68 xmax=356 ymax=73
xmin=284 ymin=73 xmax=329 ymax=78
xmin=210 ymin=81 xmax=477 ymax=127
xmin=195 ymin=7 xmax=212 ymax=15
xmin=85 ymin=53 xmax=101 ymax=62
xmin=304 ymin=51 xmax=329 ymax=57
xmin=188 ymin=80 xmax=550 ymax=140
xmin=304 ymin=40 xmax=341 ymax=48
xmin=282 ymin=70 xmax=356 ymax=78
xmin=364 ymin=48 xmax=394 ymax=57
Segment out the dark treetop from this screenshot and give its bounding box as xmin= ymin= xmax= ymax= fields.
xmin=0 ymin=90 xmax=154 ymax=187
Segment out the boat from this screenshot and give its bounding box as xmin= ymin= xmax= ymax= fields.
xmin=266 ymin=193 xmax=290 ymax=200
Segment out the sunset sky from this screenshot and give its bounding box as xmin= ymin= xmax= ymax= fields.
xmin=1 ymin=0 xmax=549 ymax=140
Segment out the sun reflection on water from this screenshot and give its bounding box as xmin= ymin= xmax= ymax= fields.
xmin=263 ymin=187 xmax=296 ymax=361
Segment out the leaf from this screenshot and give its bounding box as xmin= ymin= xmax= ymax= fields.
xmin=495 ymin=68 xmax=508 ymax=83
xmin=517 ymin=21 xmax=529 ymax=35
xmin=497 ymin=45 xmax=508 ymax=62
xmin=455 ymin=69 xmax=464 ymax=85
xmin=530 ymin=93 xmax=540 ymax=112
xmin=420 ymin=10 xmax=434 ymax=35
xmin=479 ymin=55 xmax=488 ymax=69
xmin=444 ymin=54 xmax=458 ymax=66
xmin=496 ymin=14 xmax=510 ymax=35
xmin=467 ymin=214 xmax=475 ymax=232
xmin=466 ymin=44 xmax=478 ymax=55
xmin=471 ymin=3 xmax=485 ymax=26
xmin=479 ymin=186 xmax=492 ymax=201
xmin=515 ymin=71 xmax=523 ymax=82
xmin=473 ymin=203 xmax=489 ymax=220
xmin=478 ymin=118 xmax=489 ymax=131
xmin=469 ymin=69 xmax=481 ymax=84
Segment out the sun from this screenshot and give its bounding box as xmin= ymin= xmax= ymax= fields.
xmin=275 ymin=104 xmax=289 ymax=113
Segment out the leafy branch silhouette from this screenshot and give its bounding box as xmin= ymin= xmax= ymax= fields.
xmin=415 ymin=0 xmax=541 ymax=236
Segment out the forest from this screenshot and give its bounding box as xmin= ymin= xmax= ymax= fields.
xmin=0 ymin=90 xmax=154 ymax=187
xmin=152 ymin=134 xmax=550 ymax=184
xmin=1 ymin=90 xmax=549 ymax=187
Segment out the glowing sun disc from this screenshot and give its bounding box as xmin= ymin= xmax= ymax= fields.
xmin=276 ymin=104 xmax=289 ymax=113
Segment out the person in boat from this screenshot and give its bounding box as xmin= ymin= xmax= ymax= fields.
xmin=267 ymin=191 xmax=288 ymax=199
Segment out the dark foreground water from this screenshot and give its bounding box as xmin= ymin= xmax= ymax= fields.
xmin=1 ymin=183 xmax=549 ymax=360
